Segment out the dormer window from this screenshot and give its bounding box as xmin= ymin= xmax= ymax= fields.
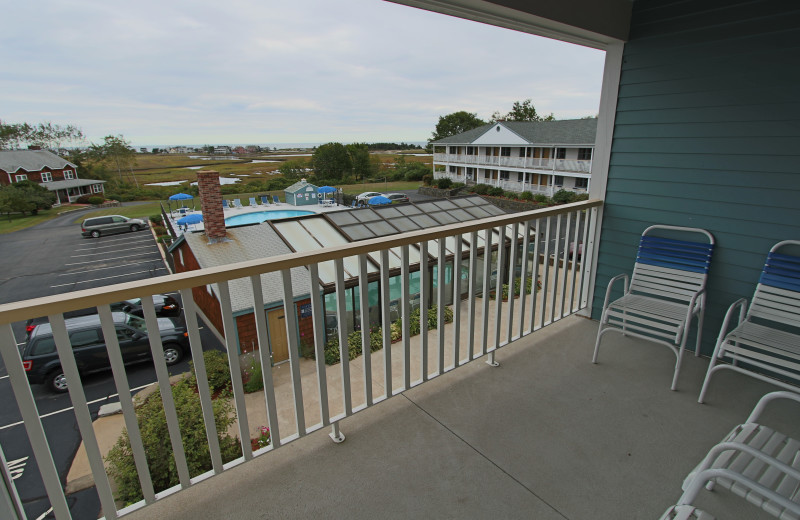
xmin=64 ymin=170 xmax=74 ymax=179
xmin=15 ymin=174 xmax=27 ymax=182
xmin=41 ymin=172 xmax=52 ymax=182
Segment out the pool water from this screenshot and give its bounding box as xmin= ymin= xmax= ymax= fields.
xmin=225 ymin=210 xmax=314 ymax=226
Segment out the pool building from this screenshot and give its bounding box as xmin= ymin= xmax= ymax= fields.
xmin=169 ymin=171 xmax=525 ymax=364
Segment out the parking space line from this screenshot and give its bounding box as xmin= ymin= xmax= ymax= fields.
xmin=51 ymin=268 xmax=167 ymax=288
xmin=79 ymin=234 xmax=152 ymax=245
xmin=64 ymin=252 xmax=160 ymax=266
xmin=70 ymin=245 xmax=156 ymax=258
xmin=73 ymin=238 xmax=153 ymax=252
xmin=58 ymin=260 xmax=162 ymax=276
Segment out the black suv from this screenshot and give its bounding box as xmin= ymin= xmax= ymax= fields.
xmin=22 ymin=312 xmax=190 ymax=393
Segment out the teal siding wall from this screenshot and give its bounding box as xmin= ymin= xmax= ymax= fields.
xmin=592 ymin=0 xmax=800 ymax=355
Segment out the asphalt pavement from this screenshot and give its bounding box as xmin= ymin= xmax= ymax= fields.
xmin=0 ymin=204 xmax=222 ymax=520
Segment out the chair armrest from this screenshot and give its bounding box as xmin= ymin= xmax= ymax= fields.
xmin=711 ymin=298 xmax=749 ymax=355
xmin=601 ymin=273 xmax=629 ymax=311
xmin=747 ymin=390 xmax=800 ymax=424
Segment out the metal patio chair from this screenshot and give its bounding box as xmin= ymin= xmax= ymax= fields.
xmin=592 ymin=225 xmax=715 ymax=390
xmin=260 ymin=195 xmax=270 ymax=205
xmin=272 ymin=195 xmax=280 ymax=205
xmin=699 ymin=240 xmax=800 ymax=403
xmin=232 ymin=198 xmax=243 ymax=208
xmin=222 ymin=199 xmax=230 ymax=209
xmin=679 ymin=391 xmax=800 ymax=518
xmin=249 ymin=197 xmax=259 ymax=206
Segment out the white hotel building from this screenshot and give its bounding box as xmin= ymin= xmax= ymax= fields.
xmin=432 ymin=118 xmax=597 ymax=196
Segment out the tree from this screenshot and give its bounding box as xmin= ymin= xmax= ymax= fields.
xmin=278 ymin=158 xmax=308 ymax=181
xmin=0 ymin=120 xmax=84 ymax=150
xmin=346 ymin=143 xmax=373 ymax=181
xmin=0 ymin=182 xmax=56 ymax=218
xmin=310 ymin=142 xmax=351 ymax=182
xmin=430 ymin=111 xmax=486 ymax=143
xmin=90 ymin=135 xmax=138 ymax=186
xmin=490 ymin=99 xmax=555 ymax=123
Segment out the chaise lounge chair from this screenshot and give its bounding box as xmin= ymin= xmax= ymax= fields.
xmin=249 ymin=197 xmax=259 ymax=206
xmin=592 ymin=225 xmax=715 ymax=390
xmin=272 ymin=195 xmax=280 ymax=205
xmin=222 ymin=199 xmax=230 ymax=209
xmin=232 ymin=198 xmax=243 ymax=208
xmin=260 ymin=195 xmax=270 ymax=205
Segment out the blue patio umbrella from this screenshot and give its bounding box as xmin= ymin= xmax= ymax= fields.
xmin=317 ymin=186 xmax=336 ymax=194
xmin=169 ymin=193 xmax=194 ymax=200
xmin=368 ymin=195 xmax=391 ymax=205
xmin=177 ymin=213 xmax=204 ymax=225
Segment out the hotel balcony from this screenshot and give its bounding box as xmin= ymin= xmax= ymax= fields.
xmin=1 ymin=199 xmax=796 ymax=520
xmin=433 ymin=153 xmax=593 ymax=174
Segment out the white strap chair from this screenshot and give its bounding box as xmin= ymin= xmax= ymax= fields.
xmin=593 ymin=225 xmax=715 ymax=390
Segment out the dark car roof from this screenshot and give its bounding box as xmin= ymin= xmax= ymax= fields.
xmin=30 ymin=311 xmax=130 ymax=339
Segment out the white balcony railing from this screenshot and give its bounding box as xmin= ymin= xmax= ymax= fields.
xmin=0 ymin=199 xmax=602 ymax=520
xmin=433 ymin=154 xmax=590 ymax=173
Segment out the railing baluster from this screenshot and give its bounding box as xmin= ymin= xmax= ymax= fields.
xmin=557 ymin=212 xmax=571 ymax=320
xmin=0 ymin=324 xmax=70 ymax=520
xmin=333 ymin=258 xmax=352 ymax=416
xmin=357 ymin=256 xmax=372 ymax=406
xmin=379 ymin=249 xmax=392 ymax=397
xmin=467 ymin=231 xmax=478 ymax=361
xmin=436 ymin=239 xmax=446 ymax=374
xmin=49 ymin=313 xmax=117 ymax=518
xmin=401 ymin=245 xmax=411 ymax=390
xmin=248 ymin=277 xmax=283 ymax=447
xmin=550 ymin=214 xmax=563 ymax=323
xmin=540 ymin=217 xmax=552 ymax=328
xmin=480 ymin=228 xmax=492 ymax=356
xmin=279 ymin=270 xmax=306 ymax=434
xmin=0 ymin=443 xmax=24 ymax=519
xmin=419 ymin=241 xmax=429 ymax=381
xmin=451 ymin=234 xmax=462 ymax=366
xmin=581 ymin=207 xmax=599 ymax=308
xmin=98 ymin=304 xmax=158 ymax=501
xmin=577 ymin=207 xmax=592 ymax=311
xmin=518 ymin=221 xmax=532 ymax=339
xmin=492 ymin=225 xmax=506 ymax=351
xmin=528 ymin=218 xmax=542 ymax=334
xmin=141 ymin=297 xmax=192 ymax=484
xmin=566 ymin=210 xmax=581 ymax=314
xmin=506 ymin=223 xmax=519 ymax=342
xmin=216 ymin=281 xmax=253 ymax=459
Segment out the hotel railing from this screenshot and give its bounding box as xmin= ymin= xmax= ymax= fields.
xmin=0 ymin=199 xmax=602 ymax=520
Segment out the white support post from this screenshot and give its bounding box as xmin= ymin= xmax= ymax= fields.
xmin=329 ymin=422 xmax=345 ymax=444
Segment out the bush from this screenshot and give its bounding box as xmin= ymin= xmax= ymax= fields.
xmin=150 ymin=214 xmax=163 ymax=225
xmin=88 ymin=196 xmax=104 ymax=205
xmin=575 ymin=193 xmax=590 ymax=201
xmin=504 ymin=190 xmax=518 ymax=199
xmin=552 ymin=189 xmax=577 ymax=204
xmin=75 ymin=195 xmax=93 ymax=204
xmin=422 ymin=174 xmax=433 ymax=186
xmin=519 ymin=191 xmax=534 ymax=201
xmin=436 ymin=178 xmax=453 ymax=189
xmin=242 ymin=357 xmax=263 ymax=393
xmin=471 ymin=184 xmax=489 ymax=195
xmin=188 ymin=350 xmax=232 ymax=395
xmin=488 ymin=187 xmax=504 ymax=197
xmin=106 ymin=378 xmax=241 ymax=505
xmin=533 ymin=194 xmax=550 ymax=204
xmin=152 ymin=225 xmax=167 ymax=236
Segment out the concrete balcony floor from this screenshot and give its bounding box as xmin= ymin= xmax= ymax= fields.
xmin=123 ymin=315 xmax=798 ymax=520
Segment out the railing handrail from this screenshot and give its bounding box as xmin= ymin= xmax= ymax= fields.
xmin=0 ymin=199 xmax=602 ymax=324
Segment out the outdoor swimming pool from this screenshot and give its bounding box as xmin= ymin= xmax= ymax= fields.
xmin=225 ymin=210 xmax=314 ymax=226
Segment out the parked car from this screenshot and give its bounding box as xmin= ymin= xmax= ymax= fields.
xmin=385 ymin=193 xmax=410 ymax=204
xmin=81 ymin=215 xmax=149 ymax=238
xmin=25 ymin=294 xmax=181 ymax=336
xmin=355 ymin=191 xmax=384 ymax=202
xmin=22 ymin=312 xmax=190 ymax=393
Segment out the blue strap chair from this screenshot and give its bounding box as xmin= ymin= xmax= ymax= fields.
xmin=593 ymin=225 xmax=715 ymax=390
xmin=232 ymin=198 xmax=243 ymax=208
xmin=260 ymin=195 xmax=270 ymax=205
xmin=272 ymin=195 xmax=280 ymax=204
xmin=222 ymin=199 xmax=230 ymax=209
xmin=699 ymin=240 xmax=800 ymax=403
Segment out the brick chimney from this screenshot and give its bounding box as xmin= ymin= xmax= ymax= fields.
xmin=197 ymin=170 xmax=228 ymax=244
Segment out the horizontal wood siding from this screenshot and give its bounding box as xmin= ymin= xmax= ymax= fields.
xmin=593 ymin=0 xmax=800 ymax=355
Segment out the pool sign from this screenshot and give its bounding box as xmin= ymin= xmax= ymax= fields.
xmin=299 ymin=303 xmax=312 ymax=318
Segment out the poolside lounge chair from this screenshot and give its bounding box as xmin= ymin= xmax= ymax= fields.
xmin=272 ymin=195 xmax=280 ymax=205
xmin=232 ymin=198 xmax=243 ymax=208
xmin=699 ymin=240 xmax=800 ymax=403
xmin=249 ymin=197 xmax=258 ymax=206
xmin=678 ymin=391 xmax=800 ymax=518
xmin=592 ymin=225 xmax=715 ymax=390
xmin=260 ymin=195 xmax=270 ymax=205
xmin=658 ymin=505 xmax=714 ymax=520
xmin=222 ymin=199 xmax=230 ymax=209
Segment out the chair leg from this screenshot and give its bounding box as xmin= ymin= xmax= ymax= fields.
xmin=698 ymin=343 xmax=723 ymax=404
xmin=592 ymin=323 xmax=605 ymax=364
xmin=694 ymin=310 xmax=704 ymax=357
xmin=671 ymin=346 xmax=685 ymax=391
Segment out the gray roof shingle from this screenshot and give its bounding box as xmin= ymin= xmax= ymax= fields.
xmin=0 ymin=150 xmax=76 ymax=173
xmin=432 ymin=118 xmax=597 ymax=146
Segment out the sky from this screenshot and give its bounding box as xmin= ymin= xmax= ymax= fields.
xmin=1 ymin=0 xmax=606 ymax=148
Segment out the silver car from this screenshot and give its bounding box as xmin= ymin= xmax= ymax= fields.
xmin=81 ymin=215 xmax=149 ymax=238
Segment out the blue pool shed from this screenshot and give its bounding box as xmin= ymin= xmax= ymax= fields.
xmin=284 ymin=179 xmax=319 ymax=206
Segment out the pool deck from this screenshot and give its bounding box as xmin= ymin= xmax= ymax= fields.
xmin=168 ymin=200 xmax=350 ymax=236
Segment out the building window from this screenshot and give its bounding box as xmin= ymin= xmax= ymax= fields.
xmin=41 ymin=172 xmax=52 ymax=182
xmin=484 ymin=171 xmax=490 ymax=179
xmin=554 ymin=176 xmax=564 ymax=186
xmin=92 ymin=184 xmax=103 ymax=193
xmin=519 ymin=148 xmax=526 ymax=157
xmin=575 ymin=178 xmax=589 ymax=189
xmin=449 ymin=165 xmax=457 ymax=174
xmin=500 ymin=147 xmax=511 ymax=157
xmin=517 ymin=172 xmax=524 ymax=182
xmin=556 ymin=148 xmax=566 ymax=159
xmin=466 ymin=146 xmax=476 ymax=155
xmin=64 ymin=170 xmax=74 ymax=179
xmin=449 ymin=146 xmax=460 ymax=154
xmin=499 ymin=170 xmax=510 ymax=181
xmin=466 ymin=167 xmax=475 ymax=179
xmin=15 ymin=174 xmax=27 ymax=182
xmin=578 ymin=148 xmax=592 ymax=160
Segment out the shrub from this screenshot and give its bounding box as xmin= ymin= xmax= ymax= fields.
xmin=552 ymin=189 xmax=577 ymax=204
xmin=104 ymin=193 xmax=120 ymax=202
xmin=504 ymin=190 xmax=518 ymax=199
xmin=519 ymin=191 xmax=534 ymax=201
xmin=471 ymin=184 xmax=489 ymax=195
xmin=533 ymin=194 xmax=550 ymax=204
xmin=436 ymin=178 xmax=453 ymax=189
xmin=87 ymin=196 xmax=104 ymax=205
xmin=106 ymin=378 xmax=241 ymax=505
xmin=188 ymin=350 xmax=232 ymax=394
xmin=575 ymin=193 xmax=589 ymax=201
xmin=422 ymin=174 xmax=433 ymax=186
xmin=152 ymin=225 xmax=167 ymax=236
xmin=75 ymin=195 xmax=93 ymax=204
xmin=242 ymin=357 xmax=264 ymax=393
xmin=150 ymin=214 xmax=163 ymax=225
xmin=488 ymin=187 xmax=504 ymax=197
